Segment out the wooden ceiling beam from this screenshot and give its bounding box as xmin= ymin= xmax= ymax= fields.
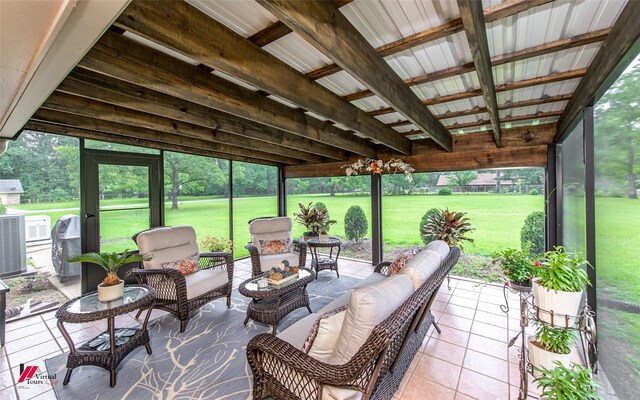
xmin=369 ymin=69 xmax=586 ymax=117
xmin=555 ymin=1 xmax=640 ymax=141
xmin=115 ymin=1 xmax=411 ymax=154
xmin=442 ymin=110 xmax=562 ymax=131
xmin=59 ymin=69 xmax=345 ymax=161
xmin=80 ymin=31 xmax=377 ymax=158
xmin=257 ymin=0 xmax=452 ymax=152
xmin=40 ymin=92 xmax=310 ymax=165
xmin=29 ymin=112 xmax=293 ymax=165
xmin=458 ymin=0 xmax=502 ymax=146
xmin=344 ymin=29 xmax=609 ymax=102
xmin=306 ymin=0 xmax=554 ymax=80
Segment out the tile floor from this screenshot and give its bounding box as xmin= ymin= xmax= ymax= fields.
xmin=1 ymin=257 xmax=540 ymax=400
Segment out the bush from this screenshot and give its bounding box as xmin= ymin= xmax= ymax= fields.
xmin=344 ymin=205 xmax=368 ymax=243
xmin=0 ymin=200 xmax=6 ymax=215
xmin=420 ymin=208 xmax=440 ymax=244
xmin=529 ymin=188 xmax=539 ymax=195
xmin=438 ymin=188 xmax=452 ymax=195
xmin=521 ymin=211 xmax=545 ymax=257
xmin=200 ymin=236 xmax=233 ymax=254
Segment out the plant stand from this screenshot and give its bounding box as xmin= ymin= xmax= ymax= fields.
xmin=503 ymin=285 xmax=597 ymax=399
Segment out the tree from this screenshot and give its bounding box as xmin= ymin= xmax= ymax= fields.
xmin=595 ymin=61 xmax=640 ymax=199
xmin=447 ymin=171 xmax=477 ymax=187
xmin=164 ymin=152 xmax=227 ymax=209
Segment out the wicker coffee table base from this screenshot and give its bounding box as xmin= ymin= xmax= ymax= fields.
xmin=244 ymin=288 xmax=312 ymax=335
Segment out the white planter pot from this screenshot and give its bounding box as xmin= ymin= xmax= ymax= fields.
xmin=527 ymin=336 xmax=572 ymax=377
xmin=97 ymin=280 xmax=124 ymax=302
xmin=532 ymin=278 xmax=583 ymax=327
xmin=319 ymin=233 xmax=329 ymax=242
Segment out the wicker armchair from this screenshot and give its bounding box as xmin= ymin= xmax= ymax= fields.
xmin=245 ymin=217 xmax=307 ymax=277
xmin=247 ymin=247 xmax=460 ymax=400
xmin=127 ymin=226 xmax=233 ymax=333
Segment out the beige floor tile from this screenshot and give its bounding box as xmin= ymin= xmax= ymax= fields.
xmin=443 ymin=304 xmax=476 ymax=320
xmin=438 ymin=314 xmax=473 ymax=332
xmin=466 ymin=334 xmax=508 ymax=361
xmin=475 ymin=301 xmax=505 ymax=316
xmin=400 ymin=375 xmax=456 ymax=400
xmin=463 ymin=349 xmax=509 ymax=382
xmin=431 ymin=300 xmax=447 ymax=312
xmin=470 ymin=321 xmax=508 ymax=342
xmin=454 ymin=393 xmax=476 ymax=400
xmin=457 ymin=369 xmax=509 ymax=400
xmin=448 ymin=296 xmax=478 ymax=310
xmin=413 ymin=354 xmax=461 ymax=390
xmin=430 ymin=326 xmax=470 ymax=348
xmin=422 ymin=338 xmax=466 ymax=366
xmin=473 ymin=310 xmax=507 ymax=329
xmin=4 ymin=323 xmax=49 ymax=342
xmin=3 ymin=331 xmax=55 ymax=355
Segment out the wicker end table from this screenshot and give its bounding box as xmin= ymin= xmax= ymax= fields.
xmin=307 ymin=236 xmax=342 ymax=278
xmin=239 ymin=268 xmax=315 ymax=334
xmin=55 ymin=285 xmax=156 ymax=387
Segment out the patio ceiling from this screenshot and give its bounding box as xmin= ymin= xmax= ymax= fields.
xmin=11 ymin=0 xmax=640 ymax=174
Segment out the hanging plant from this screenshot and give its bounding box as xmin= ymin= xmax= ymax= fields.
xmin=343 ymin=158 xmax=415 ymax=182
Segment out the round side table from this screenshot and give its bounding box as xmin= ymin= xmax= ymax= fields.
xmin=307 ymin=236 xmax=342 ymax=278
xmin=55 ymin=285 xmax=156 ymax=387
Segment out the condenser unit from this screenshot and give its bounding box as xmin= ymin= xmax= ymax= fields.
xmin=0 ymin=214 xmax=27 ymax=277
xmin=25 ymin=215 xmax=51 ymax=242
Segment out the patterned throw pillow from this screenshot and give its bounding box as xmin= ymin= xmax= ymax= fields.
xmin=259 ymin=238 xmax=291 ymax=255
xmin=388 ymin=248 xmax=420 ymax=275
xmin=303 ymin=305 xmax=348 ymax=358
xmin=162 ymin=253 xmax=199 ymax=276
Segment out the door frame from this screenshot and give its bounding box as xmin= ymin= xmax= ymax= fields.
xmin=80 ymin=146 xmax=164 ymax=293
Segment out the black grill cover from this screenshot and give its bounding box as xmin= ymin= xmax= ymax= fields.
xmin=51 ymin=215 xmax=81 ymax=280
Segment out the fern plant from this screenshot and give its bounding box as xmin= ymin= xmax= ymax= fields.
xmin=68 ymin=250 xmax=146 ymax=286
xmin=420 ymin=208 xmax=474 ymax=249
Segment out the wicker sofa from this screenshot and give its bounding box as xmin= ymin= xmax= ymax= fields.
xmin=247 ymin=241 xmax=460 ymax=400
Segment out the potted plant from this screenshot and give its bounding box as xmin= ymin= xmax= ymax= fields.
xmin=420 ymin=208 xmax=474 ymax=249
xmin=315 ymin=211 xmax=336 ymax=242
xmin=528 ymin=324 xmax=575 ymax=376
xmin=492 ymin=247 xmax=537 ymax=288
xmin=533 ymin=246 xmax=591 ymax=326
xmin=533 ymin=362 xmax=602 ymax=399
xmin=294 ymin=202 xmax=322 ymax=240
xmin=68 ymin=250 xmax=146 ymax=302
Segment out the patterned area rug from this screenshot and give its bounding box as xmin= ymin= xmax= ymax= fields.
xmin=46 ymin=274 xmax=359 ymax=400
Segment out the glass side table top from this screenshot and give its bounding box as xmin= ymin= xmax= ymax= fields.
xmin=244 ymin=269 xmax=312 ymax=292
xmin=306 ymin=236 xmax=341 ymax=245
xmin=67 ymin=287 xmax=150 ymax=314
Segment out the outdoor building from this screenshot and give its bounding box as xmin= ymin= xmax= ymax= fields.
xmin=0 ymin=180 xmax=24 ymax=205
xmin=0 ymin=1 xmax=639 ymax=400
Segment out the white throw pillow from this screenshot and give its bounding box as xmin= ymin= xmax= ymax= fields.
xmin=328 ymin=274 xmax=414 ymax=365
xmin=398 ymin=250 xmax=442 ymax=290
xmin=304 ymin=306 xmax=347 ymax=363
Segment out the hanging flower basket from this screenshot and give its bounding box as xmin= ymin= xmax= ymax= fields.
xmin=343 ymin=158 xmax=415 ymax=182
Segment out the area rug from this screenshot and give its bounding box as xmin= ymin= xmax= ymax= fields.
xmin=46 ymin=274 xmax=359 ymax=400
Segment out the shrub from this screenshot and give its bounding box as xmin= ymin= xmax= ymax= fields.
xmin=529 ymin=188 xmax=539 ymax=195
xmin=0 ymin=200 xmax=6 ymax=215
xmin=438 ymin=187 xmax=452 ymax=195
xmin=421 ymin=208 xmax=474 ymax=249
xmin=420 ymin=208 xmax=440 ymax=244
xmin=521 ymin=211 xmax=545 ymax=257
xmin=344 ymin=205 xmax=368 ymax=243
xmin=200 ymin=236 xmax=234 ymax=254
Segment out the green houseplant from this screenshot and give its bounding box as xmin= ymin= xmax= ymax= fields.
xmin=533 ymin=246 xmax=591 ymax=326
xmin=293 ymin=202 xmax=324 ymax=240
xmin=492 ymin=247 xmax=537 ymax=287
xmin=68 ymin=250 xmax=146 ymax=301
xmin=528 ymin=324 xmax=575 ymax=375
xmin=420 ymin=208 xmax=474 ymax=249
xmin=533 ymin=362 xmax=602 ymax=400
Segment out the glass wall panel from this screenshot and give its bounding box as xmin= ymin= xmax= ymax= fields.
xmin=232 ymin=162 xmax=278 ymax=258
xmin=85 ymin=139 xmax=160 ymax=154
xmin=594 ymin=57 xmax=640 ymax=399
xmin=163 ymin=152 xmax=230 ymax=254
xmin=561 ymin=121 xmax=586 ymax=256
xmin=287 ymin=176 xmax=371 ymax=262
xmin=382 ymin=169 xmax=544 ymax=282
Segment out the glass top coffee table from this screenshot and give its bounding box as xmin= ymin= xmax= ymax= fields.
xmin=55 ymin=285 xmax=156 ymax=387
xmin=239 ymin=268 xmax=315 ymax=334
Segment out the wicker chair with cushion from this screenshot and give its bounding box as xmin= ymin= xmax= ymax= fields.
xmin=245 ymin=217 xmax=307 ymax=277
xmin=128 ymin=225 xmax=233 ymax=333
xmin=247 ymin=243 xmax=460 ymax=400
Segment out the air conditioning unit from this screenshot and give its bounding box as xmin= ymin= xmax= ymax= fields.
xmin=0 ymin=215 xmax=27 ymax=277
xmin=25 ymin=215 xmax=51 ymax=242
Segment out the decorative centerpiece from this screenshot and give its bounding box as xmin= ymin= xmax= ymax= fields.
xmin=68 ymin=250 xmax=147 ymax=302
xmin=343 ymin=158 xmax=415 ymax=182
xmin=262 ymin=261 xmax=299 ymax=285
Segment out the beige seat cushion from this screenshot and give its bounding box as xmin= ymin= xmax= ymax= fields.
xmin=318 ymin=291 xmax=352 ymax=314
xmin=305 ymin=307 xmax=347 ymax=362
xmin=398 ymin=250 xmax=442 ymax=290
xmin=322 ymin=386 xmax=362 ymax=400
xmin=328 ymin=274 xmax=413 ymax=365
xmin=135 ymin=226 xmax=198 ymax=270
xmin=277 ymin=312 xmax=319 ymax=349
xmin=351 ymin=272 xmax=387 ymax=290
xmin=258 ymin=252 xmax=301 ymax=271
xmin=425 ymin=240 xmax=450 ymax=261
xmin=185 ymin=268 xmax=229 ymax=299
xmin=249 ymin=217 xmax=294 ymax=254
